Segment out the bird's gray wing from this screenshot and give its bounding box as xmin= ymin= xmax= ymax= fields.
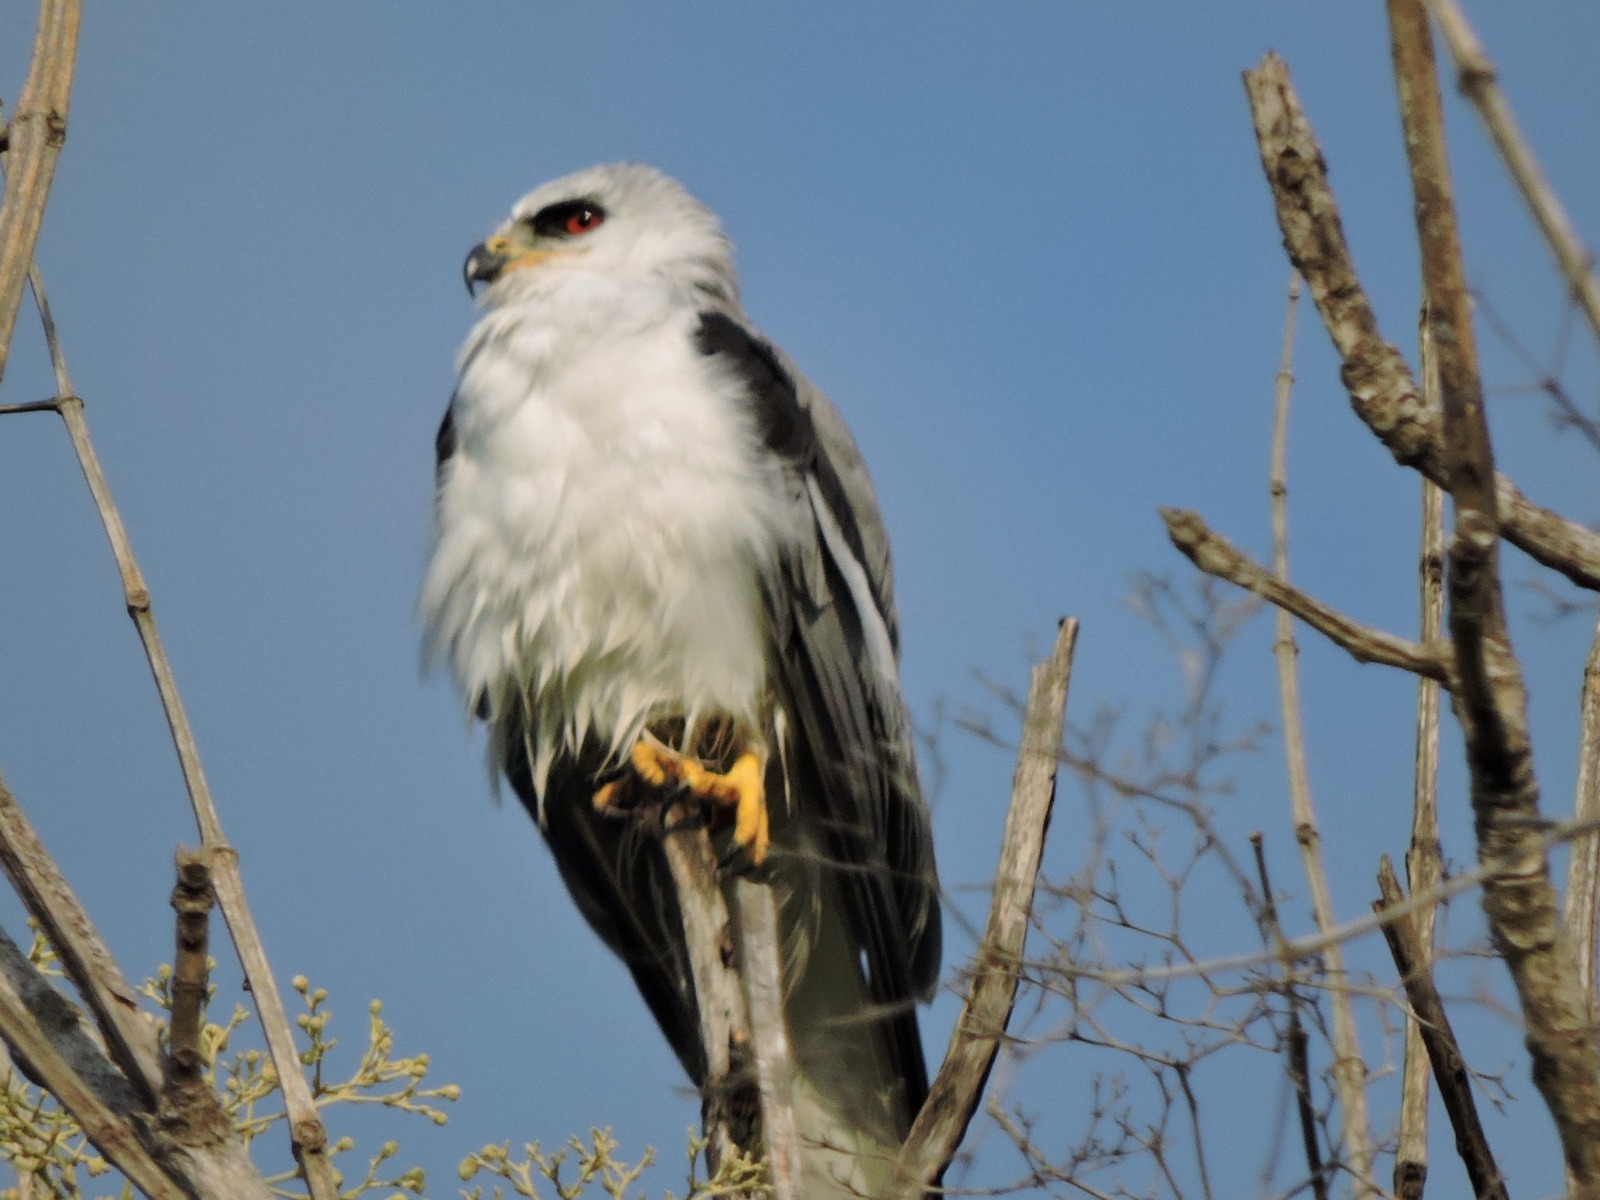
xmin=696 ymin=312 xmax=942 ymax=1106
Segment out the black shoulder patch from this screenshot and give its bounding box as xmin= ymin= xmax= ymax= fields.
xmin=694 ymin=311 xmax=870 ymax=585
xmin=695 ymin=311 xmax=813 ymax=463
xmin=434 ymin=401 xmax=457 ymax=479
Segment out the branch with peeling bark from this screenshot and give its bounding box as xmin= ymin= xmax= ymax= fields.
xmin=1385 ymin=4 xmax=1600 ymax=1189
xmin=1241 ymin=52 xmax=1600 ymax=594
xmin=1214 ymin=24 xmax=1600 ymax=1196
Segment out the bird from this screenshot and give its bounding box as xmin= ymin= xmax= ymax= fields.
xmin=420 ymin=163 xmax=941 ymax=1196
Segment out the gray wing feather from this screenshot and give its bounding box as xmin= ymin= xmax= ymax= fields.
xmin=695 ymin=310 xmax=942 ymax=1005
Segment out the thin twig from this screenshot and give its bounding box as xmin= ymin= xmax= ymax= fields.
xmin=1374 ymin=859 xmax=1508 ymax=1200
xmin=1265 ymin=270 xmax=1374 ymax=1196
xmin=1241 ymin=52 xmax=1600 ymax=593
xmin=1249 ymin=832 xmax=1328 ymax=1200
xmin=1397 ymin=311 xmax=1446 ymax=1200
xmin=1387 ymin=3 xmax=1600 ymax=1188
xmin=1161 ymin=507 xmax=1454 ymax=685
xmin=1087 ymin=812 xmax=1600 ymax=992
xmin=0 ymin=0 xmax=78 ymax=392
xmin=885 ymin=617 xmax=1079 ymax=1200
xmin=20 ymin=289 xmax=339 ymax=1200
xmin=1426 ymin=0 xmax=1600 ymax=346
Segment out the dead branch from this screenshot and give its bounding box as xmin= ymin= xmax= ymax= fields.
xmin=1160 ymin=507 xmax=1454 ymax=685
xmin=0 ymin=931 xmax=186 ymax=1200
xmin=1397 ymin=315 xmax=1446 ymax=1200
xmin=884 ymin=617 xmax=1078 ymax=1200
xmin=1266 ymin=270 xmax=1376 ymax=1195
xmin=155 ymin=850 xmax=272 ymax=1200
xmin=1241 ymin=53 xmax=1600 ymax=594
xmin=0 ymin=776 xmax=164 ymax=1104
xmin=1375 ymin=858 xmax=1507 ymax=1200
xmin=0 ymin=145 xmax=341 ymax=1200
xmin=1386 ymin=1 xmax=1600 ymax=1189
xmin=0 ymin=0 xmax=77 ymax=392
xmin=1250 ymin=833 xmax=1329 ymax=1200
xmin=1568 ymin=621 xmax=1600 ymax=1030
xmin=1426 ymin=0 xmax=1600 ymax=346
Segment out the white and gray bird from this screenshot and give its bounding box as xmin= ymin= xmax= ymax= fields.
xmin=421 ymin=163 xmax=941 ymax=1196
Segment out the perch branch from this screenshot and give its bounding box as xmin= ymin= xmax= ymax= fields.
xmin=1426 ymin=0 xmax=1600 ymax=345
xmin=657 ymin=822 xmax=759 ymax=1180
xmin=1265 ymin=273 xmax=1375 ymax=1195
xmin=733 ymin=878 xmax=802 ymax=1200
xmin=884 ymin=617 xmax=1079 ymax=1199
xmin=1242 ymin=52 xmax=1600 ymax=593
xmin=1375 ymin=859 xmax=1507 ymax=1200
xmin=1161 ymin=507 xmax=1454 ymax=685
xmin=1388 ymin=1 xmax=1600 ymax=1188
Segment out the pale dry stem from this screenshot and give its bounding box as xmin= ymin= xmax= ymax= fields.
xmin=1265 ymin=270 xmax=1375 ymax=1197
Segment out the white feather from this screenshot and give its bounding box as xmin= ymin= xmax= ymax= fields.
xmin=420 ymin=197 xmax=786 ymax=803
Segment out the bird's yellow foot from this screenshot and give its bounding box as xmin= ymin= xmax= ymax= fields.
xmin=626 ymin=738 xmax=770 ymax=865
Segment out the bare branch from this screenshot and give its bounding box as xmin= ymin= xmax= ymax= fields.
xmin=1250 ymin=833 xmax=1328 ymax=1200
xmin=1568 ymin=620 xmax=1600 ymax=1032
xmin=885 ymin=617 xmax=1079 ymax=1199
xmin=1397 ymin=314 xmax=1446 ymax=1200
xmin=1387 ymin=2 xmax=1600 ymax=1188
xmin=167 ymin=850 xmax=214 ymax=1094
xmin=0 ymin=933 xmax=186 ymax=1200
xmin=1266 ymin=273 xmax=1375 ymax=1195
xmin=1426 ymin=0 xmax=1600 ymax=347
xmin=34 ymin=340 xmax=339 ymax=1200
xmin=1375 ymin=859 xmax=1508 ymax=1200
xmin=1241 ymin=52 xmax=1600 ymax=593
xmin=0 ymin=0 xmax=78 ymax=392
xmin=1161 ymin=506 xmax=1454 ymax=685
xmin=0 ymin=774 xmax=164 ymax=1103
xmin=157 ymin=850 xmax=274 ymax=1200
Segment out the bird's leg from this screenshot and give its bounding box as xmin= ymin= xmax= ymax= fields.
xmin=610 ymin=731 xmax=769 ymax=865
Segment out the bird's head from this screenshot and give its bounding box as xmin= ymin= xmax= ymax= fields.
xmin=464 ymin=163 xmax=739 ymax=308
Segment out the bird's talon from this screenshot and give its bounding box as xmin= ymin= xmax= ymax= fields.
xmin=624 ymin=739 xmax=768 ymax=865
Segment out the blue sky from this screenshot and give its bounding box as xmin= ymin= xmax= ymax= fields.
xmin=1 ymin=4 xmax=1597 ymax=1196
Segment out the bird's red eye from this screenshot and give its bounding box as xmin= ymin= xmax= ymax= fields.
xmin=565 ymin=207 xmax=603 ymax=235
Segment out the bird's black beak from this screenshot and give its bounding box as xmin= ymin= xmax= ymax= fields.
xmin=464 ymin=238 xmax=511 ymax=296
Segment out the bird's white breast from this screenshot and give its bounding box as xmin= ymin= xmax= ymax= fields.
xmin=420 ymin=282 xmax=783 ymax=796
